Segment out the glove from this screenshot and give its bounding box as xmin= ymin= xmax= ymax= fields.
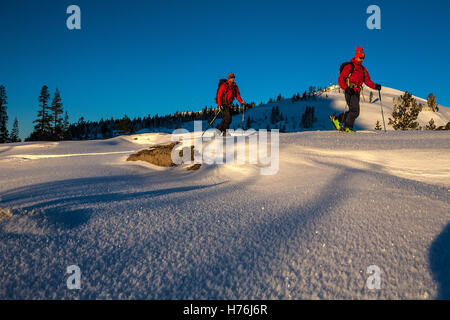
xmin=345 ymin=87 xmax=355 ymax=95
xmin=241 ymin=100 xmax=246 ymax=106
xmin=375 ymin=84 xmax=382 ymax=91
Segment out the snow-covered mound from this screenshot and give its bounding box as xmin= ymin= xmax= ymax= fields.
xmin=0 ymin=129 xmax=449 ymax=299
xmin=144 ymin=86 xmax=449 ymax=133
xmin=232 ymin=86 xmax=450 ymax=132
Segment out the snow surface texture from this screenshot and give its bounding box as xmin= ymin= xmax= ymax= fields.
xmin=0 ymin=89 xmax=449 ymax=300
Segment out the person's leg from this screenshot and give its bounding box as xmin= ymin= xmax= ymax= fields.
xmin=216 ymin=106 xmax=231 ymax=133
xmin=337 ymin=92 xmax=352 ymax=124
xmin=344 ymin=93 xmax=360 ymax=130
xmin=222 ymin=107 xmax=232 ymax=133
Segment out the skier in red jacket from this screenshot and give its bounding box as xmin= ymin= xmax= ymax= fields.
xmin=333 ymin=47 xmax=381 ymax=132
xmin=216 ymin=73 xmax=245 ymax=134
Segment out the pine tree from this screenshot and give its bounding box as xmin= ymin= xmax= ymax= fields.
xmin=302 ymin=91 xmax=307 ymax=100
xmin=101 ymin=120 xmax=112 ymax=139
xmin=76 ymin=117 xmax=87 ymax=140
xmin=32 ymin=85 xmax=52 ymax=140
xmin=291 ymin=93 xmax=297 ymax=103
xmin=50 ymin=88 xmax=64 ymax=140
xmin=375 ymin=120 xmax=382 ymax=131
xmin=0 ymin=85 xmax=9 ymax=143
xmin=62 ymin=111 xmax=71 ymax=140
xmin=118 ymin=115 xmax=131 ymax=134
xmin=426 ymin=118 xmax=436 ymax=130
xmin=369 ymin=91 xmax=374 ymax=103
xmin=84 ymin=120 xmax=91 ymax=140
xmin=245 ymin=116 xmax=252 ymax=129
xmin=10 ymin=118 xmax=20 ymax=142
xmin=388 ymin=91 xmax=422 ymax=130
xmin=427 ymin=93 xmax=437 ymax=112
xmin=301 ymin=106 xmax=316 ymax=129
xmin=270 ymin=107 xmax=277 ymax=124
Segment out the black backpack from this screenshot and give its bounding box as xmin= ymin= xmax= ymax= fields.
xmin=339 ymin=62 xmax=365 ymax=82
xmin=216 ymin=79 xmax=237 ymax=104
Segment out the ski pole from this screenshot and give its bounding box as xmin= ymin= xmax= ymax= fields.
xmin=378 ymin=90 xmax=387 ymax=132
xmin=201 ymin=106 xmax=222 ymax=137
xmin=241 ymin=103 xmax=245 ymax=129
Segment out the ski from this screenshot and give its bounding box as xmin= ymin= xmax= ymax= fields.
xmin=329 ymin=115 xmax=356 ymax=133
xmin=329 ymin=114 xmax=342 ymax=131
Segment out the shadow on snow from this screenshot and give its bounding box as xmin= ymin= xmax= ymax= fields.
xmin=430 ymin=223 xmax=450 ymax=300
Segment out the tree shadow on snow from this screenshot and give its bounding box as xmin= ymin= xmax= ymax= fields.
xmin=44 ymin=208 xmax=93 ymax=230
xmin=159 ymin=170 xmax=351 ymax=299
xmin=162 ymin=159 xmax=449 ymax=299
xmin=2 ymin=174 xmax=225 ymax=206
xmin=430 ymin=223 xmax=450 ymax=299
xmin=0 ymin=146 xmax=13 ymax=154
xmin=18 ymin=183 xmax=226 ymax=214
xmin=1 ymin=174 xmax=226 ymax=232
xmin=2 ymin=156 xmax=448 ymax=299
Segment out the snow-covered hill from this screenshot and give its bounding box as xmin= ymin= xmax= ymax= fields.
xmin=143 ymin=86 xmax=450 ymax=133
xmin=1 ymin=125 xmax=449 ymax=299
xmin=236 ymin=86 xmax=450 ymax=132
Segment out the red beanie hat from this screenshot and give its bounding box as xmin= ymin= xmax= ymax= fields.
xmin=355 ymin=46 xmax=365 ymax=59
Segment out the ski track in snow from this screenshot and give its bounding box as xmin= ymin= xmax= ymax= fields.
xmin=1 ymin=87 xmax=450 ymax=300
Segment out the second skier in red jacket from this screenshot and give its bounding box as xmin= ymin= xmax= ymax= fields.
xmin=334 ymin=47 xmax=381 ymax=132
xmin=216 ymin=73 xmax=245 ymax=135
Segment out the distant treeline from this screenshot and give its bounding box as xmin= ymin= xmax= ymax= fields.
xmin=0 ymin=83 xmax=326 ymax=143
xmin=68 ymin=86 xmax=327 ymax=140
xmin=68 ymin=104 xmax=256 ymax=140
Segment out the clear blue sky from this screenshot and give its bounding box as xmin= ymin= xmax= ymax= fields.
xmin=1 ymin=0 xmax=449 ymax=140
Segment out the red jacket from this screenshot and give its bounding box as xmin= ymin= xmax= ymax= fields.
xmin=338 ymin=58 xmax=376 ymax=92
xmin=217 ymin=80 xmax=243 ymax=107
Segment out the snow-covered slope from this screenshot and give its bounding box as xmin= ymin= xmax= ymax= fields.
xmin=0 ymin=128 xmax=449 ymax=299
xmin=146 ymin=86 xmax=449 ymax=133
xmin=232 ymin=86 xmax=450 ymax=131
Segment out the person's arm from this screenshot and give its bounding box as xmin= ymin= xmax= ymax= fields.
xmin=235 ymin=85 xmax=244 ymax=104
xmin=363 ymin=67 xmax=377 ymax=90
xmin=216 ymin=83 xmax=226 ymax=106
xmin=338 ymin=64 xmax=353 ymax=90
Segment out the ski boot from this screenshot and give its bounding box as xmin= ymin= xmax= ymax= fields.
xmin=340 ymin=127 xmax=355 ymax=133
xmin=329 ymin=113 xmax=342 ymax=131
